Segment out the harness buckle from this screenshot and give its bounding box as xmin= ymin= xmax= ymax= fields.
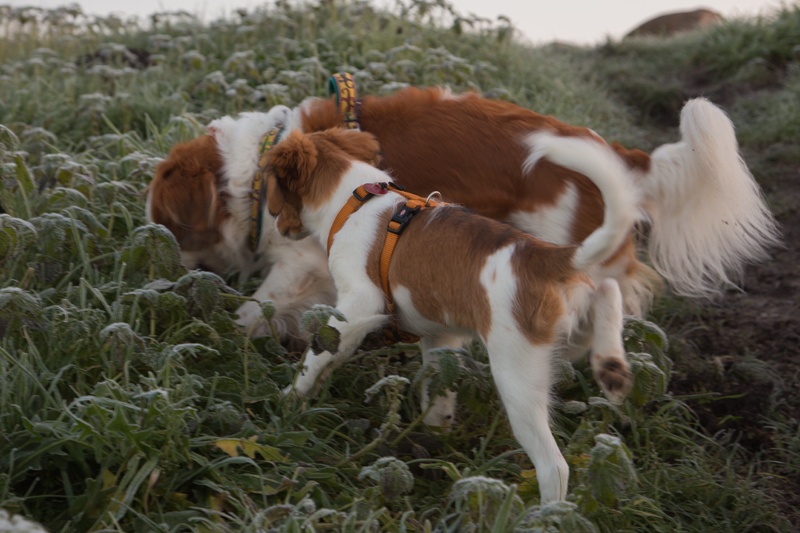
xmin=387 ymin=204 xmax=421 ymax=235
xmin=353 ymin=188 xmax=374 ymax=202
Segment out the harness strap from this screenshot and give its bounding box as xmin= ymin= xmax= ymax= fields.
xmin=326 ymin=184 xmax=373 ymax=254
xmin=327 ymin=182 xmax=448 ymax=344
xmin=250 ymin=122 xmax=287 ymax=253
xmin=328 ymin=73 xmax=360 ymax=130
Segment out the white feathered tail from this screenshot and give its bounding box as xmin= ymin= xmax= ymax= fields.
xmin=643 ymin=98 xmax=780 ymax=296
xmin=524 ymin=132 xmax=640 ymax=272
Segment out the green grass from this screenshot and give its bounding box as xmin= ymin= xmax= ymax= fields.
xmin=1 ymin=1 xmax=797 ymax=531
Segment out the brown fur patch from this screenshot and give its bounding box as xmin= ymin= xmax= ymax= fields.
xmin=611 ymin=142 xmax=652 ymax=173
xmin=389 ymin=207 xmax=577 ymax=341
xmin=510 ymin=238 xmax=578 ymax=345
xmin=300 ymin=98 xmax=344 ymax=133
xmin=149 ymin=135 xmax=228 ymax=250
xmin=356 ymin=88 xmax=605 ymax=222
xmin=299 ymin=90 xmax=649 ymax=284
xmin=300 ymin=88 xmax=623 ymax=231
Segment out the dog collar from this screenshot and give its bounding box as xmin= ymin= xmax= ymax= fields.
xmin=250 ymin=122 xmax=287 ymax=253
xmin=328 ymin=72 xmax=360 ymax=130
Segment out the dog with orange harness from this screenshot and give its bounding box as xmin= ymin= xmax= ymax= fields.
xmin=264 ymin=126 xmax=640 ymax=502
xmin=147 ymin=78 xmax=779 ymax=353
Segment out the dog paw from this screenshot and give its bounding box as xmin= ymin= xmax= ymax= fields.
xmin=421 ymin=391 xmax=457 ymax=430
xmin=422 ymin=413 xmax=455 ymax=433
xmin=593 ymin=355 xmax=632 ymax=404
xmin=284 ymin=375 xmax=317 ymax=398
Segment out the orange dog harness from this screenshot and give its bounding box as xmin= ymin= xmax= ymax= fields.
xmin=327 ymin=182 xmax=449 ymax=344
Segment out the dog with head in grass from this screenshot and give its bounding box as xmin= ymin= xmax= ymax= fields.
xmin=264 ymin=126 xmax=640 ymax=502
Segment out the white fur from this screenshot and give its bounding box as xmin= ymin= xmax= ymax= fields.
xmin=200 ymin=106 xmax=337 ymax=343
xmin=524 ymin=132 xmax=640 ymax=271
xmin=507 ymin=181 xmax=578 ymax=245
xmin=643 ymin=97 xmax=780 ymax=296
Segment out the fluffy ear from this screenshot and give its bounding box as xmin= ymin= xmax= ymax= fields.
xmin=322 ymin=129 xmax=381 ymax=166
xmin=266 ymin=172 xmax=284 ymax=216
xmin=148 ymin=135 xmax=227 ymax=251
xmin=267 ymin=130 xmax=318 ymax=194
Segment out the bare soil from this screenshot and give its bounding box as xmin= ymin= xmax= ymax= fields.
xmin=662 ymin=163 xmax=800 ymax=525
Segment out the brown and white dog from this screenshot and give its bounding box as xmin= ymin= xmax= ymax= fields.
xmin=146 ymin=87 xmax=779 ymax=349
xmin=263 ymin=126 xmax=638 ymax=502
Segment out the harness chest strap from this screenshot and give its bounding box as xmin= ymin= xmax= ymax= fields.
xmin=326 ymin=184 xmax=375 ymax=253
xmin=327 ymin=182 xmax=448 ymax=343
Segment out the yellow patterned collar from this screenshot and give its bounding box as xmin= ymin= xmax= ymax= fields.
xmin=249 ymin=73 xmax=357 ymax=253
xmin=328 ymin=72 xmax=360 ymax=130
xmin=249 ymin=122 xmax=287 ymax=253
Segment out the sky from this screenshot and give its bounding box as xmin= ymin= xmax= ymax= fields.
xmin=3 ymin=0 xmax=787 ymax=44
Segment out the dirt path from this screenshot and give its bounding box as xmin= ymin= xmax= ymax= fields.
xmin=660 ymin=162 xmax=799 ymax=524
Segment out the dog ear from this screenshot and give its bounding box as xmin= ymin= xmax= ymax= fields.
xmin=266 ymin=172 xmax=284 ymax=216
xmin=322 ymin=129 xmax=381 ymax=166
xmin=267 ymin=130 xmax=318 ymax=194
xmin=149 ymin=135 xmax=227 ymax=250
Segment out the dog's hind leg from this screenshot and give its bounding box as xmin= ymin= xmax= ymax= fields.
xmin=286 ymin=284 xmax=387 ymax=398
xmin=588 ymin=278 xmax=631 ymax=404
xmin=480 ymin=245 xmax=568 ymax=502
xmin=485 ymin=332 xmax=569 ymax=502
xmin=419 ymin=333 xmax=472 ymax=428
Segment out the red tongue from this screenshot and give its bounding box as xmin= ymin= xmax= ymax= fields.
xmin=364 ymin=183 xmax=388 ymax=195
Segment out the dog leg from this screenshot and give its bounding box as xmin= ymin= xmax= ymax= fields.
xmin=485 ymin=331 xmax=569 ymax=502
xmin=419 ymin=333 xmax=471 ymax=428
xmin=285 ymin=285 xmax=387 ymax=398
xmin=236 ymin=238 xmax=336 ymax=351
xmin=588 ymin=278 xmax=631 ymax=404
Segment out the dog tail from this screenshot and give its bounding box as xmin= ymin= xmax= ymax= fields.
xmin=524 ymin=132 xmax=640 ymax=272
xmin=641 ymin=98 xmax=780 ymax=297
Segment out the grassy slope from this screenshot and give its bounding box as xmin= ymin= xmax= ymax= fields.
xmin=0 ymin=1 xmax=797 ymax=531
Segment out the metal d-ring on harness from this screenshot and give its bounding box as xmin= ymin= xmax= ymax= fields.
xmin=327 ymin=182 xmax=450 ymax=345
xmin=426 ymin=191 xmax=442 ymax=206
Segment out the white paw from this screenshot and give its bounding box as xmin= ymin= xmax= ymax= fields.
xmin=284 ymin=375 xmax=315 ymax=398
xmin=422 ymin=397 xmax=457 ymax=430
xmin=423 ymin=411 xmax=455 ymax=432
